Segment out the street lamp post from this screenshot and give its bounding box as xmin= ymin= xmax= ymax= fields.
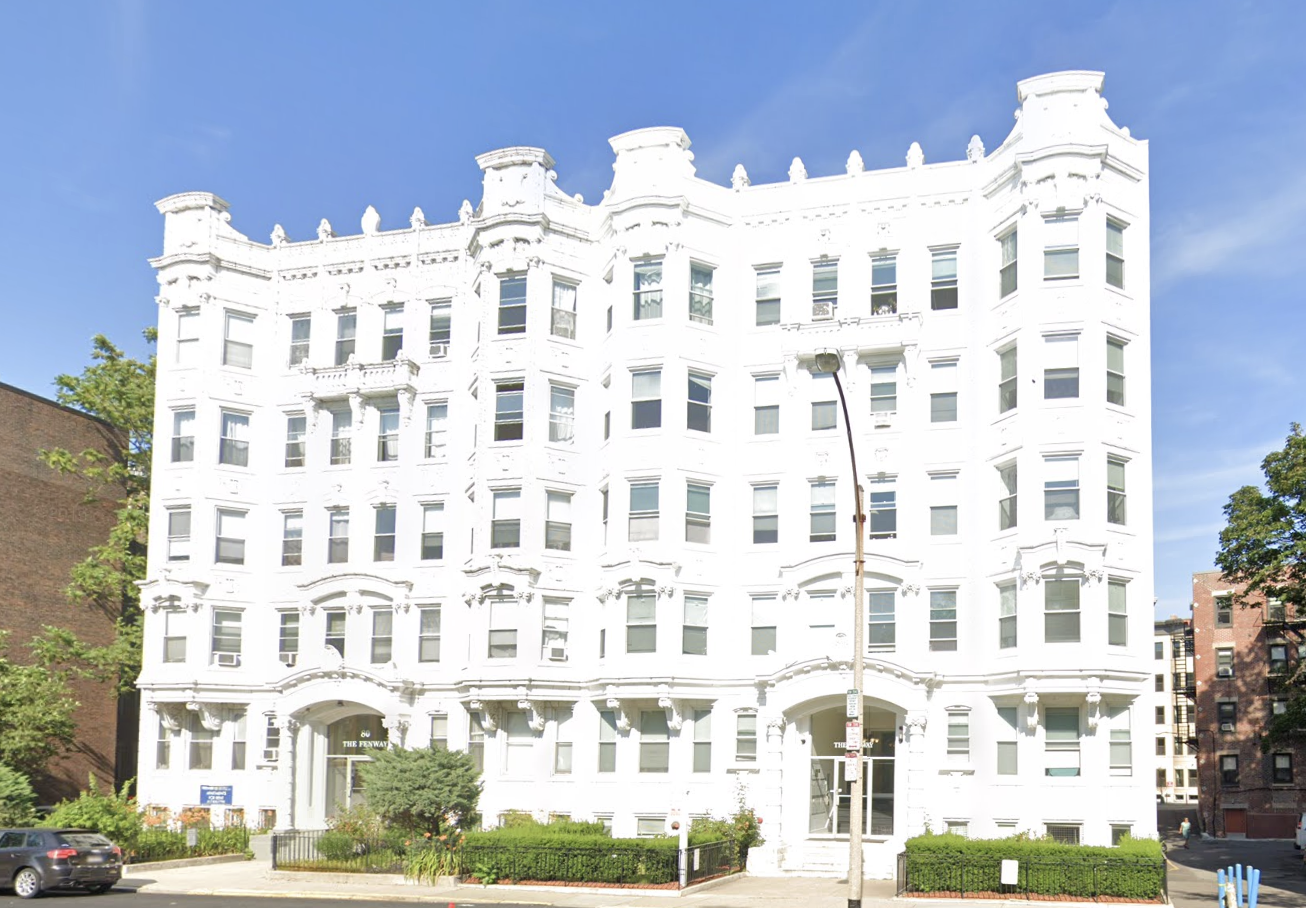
xmin=815 ymin=352 xmax=865 ymax=908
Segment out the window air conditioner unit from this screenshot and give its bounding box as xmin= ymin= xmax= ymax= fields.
xmin=812 ymin=301 xmax=834 ymax=321
xmin=1220 ymin=722 xmax=1235 ymax=732
xmin=280 ymin=652 xmax=298 ymax=667
xmin=547 ymin=645 xmax=568 ymax=662
xmin=262 ymin=748 xmax=279 ymax=762
xmin=215 ymin=652 xmax=241 ymax=667
xmin=1216 ymin=667 xmax=1233 ymax=678
xmin=430 ymin=343 xmax=449 ymax=358
xmin=874 ymin=411 xmax=895 ymax=428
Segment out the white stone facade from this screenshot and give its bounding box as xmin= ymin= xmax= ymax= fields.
xmin=137 ymin=71 xmax=1155 ymax=875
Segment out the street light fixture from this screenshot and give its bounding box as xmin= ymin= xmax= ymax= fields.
xmin=814 ymin=351 xmax=866 ymax=908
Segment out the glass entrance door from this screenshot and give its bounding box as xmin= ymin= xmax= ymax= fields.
xmin=807 ymin=756 xmax=895 ymax=836
xmin=324 ymin=714 xmax=388 ymax=819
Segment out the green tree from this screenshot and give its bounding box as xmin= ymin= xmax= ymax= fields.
xmin=36 ymin=330 xmax=155 ymax=694
xmin=40 ymin=774 xmax=143 ymax=850
xmin=0 ymin=631 xmax=79 ymax=776
xmin=0 ymin=764 xmax=38 ymax=826
xmin=1215 ymin=423 xmax=1306 ymax=744
xmin=359 ymin=746 xmax=481 ymax=834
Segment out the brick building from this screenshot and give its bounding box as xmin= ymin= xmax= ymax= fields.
xmin=0 ymin=381 xmax=135 ymax=802
xmin=1192 ymin=570 xmax=1306 ymax=838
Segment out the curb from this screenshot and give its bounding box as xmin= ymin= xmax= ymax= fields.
xmin=124 ymin=853 xmax=251 ymax=874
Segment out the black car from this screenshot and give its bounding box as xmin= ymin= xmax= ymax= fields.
xmin=0 ymin=828 xmax=122 ymax=898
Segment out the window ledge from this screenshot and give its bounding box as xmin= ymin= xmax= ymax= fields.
xmin=727 ymin=765 xmax=761 ymax=775
xmin=940 ymin=765 xmax=976 ymax=776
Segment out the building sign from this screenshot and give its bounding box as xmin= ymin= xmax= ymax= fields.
xmin=341 ymin=728 xmax=390 ymax=750
xmin=199 ymin=785 xmax=233 ymax=806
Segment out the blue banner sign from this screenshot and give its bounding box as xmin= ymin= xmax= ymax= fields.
xmin=199 ymin=785 xmax=233 ymax=806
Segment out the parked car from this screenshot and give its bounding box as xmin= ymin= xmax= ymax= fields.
xmin=1296 ymin=812 xmax=1306 ymax=850
xmin=0 ymin=828 xmax=122 ymax=898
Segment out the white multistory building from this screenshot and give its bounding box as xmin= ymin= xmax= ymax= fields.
xmin=137 ymin=71 xmax=1154 ymax=876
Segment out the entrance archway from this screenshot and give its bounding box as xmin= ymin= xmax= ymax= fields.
xmin=324 ymin=714 xmax=389 ymax=817
xmin=806 ymin=704 xmax=896 ymax=837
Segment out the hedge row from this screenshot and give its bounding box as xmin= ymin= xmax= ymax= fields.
xmin=130 ymin=827 xmax=251 ymax=864
xmin=461 ymin=831 xmax=680 ymax=884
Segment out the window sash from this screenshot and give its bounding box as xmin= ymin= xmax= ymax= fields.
xmin=497 ymin=275 xmax=527 ymax=334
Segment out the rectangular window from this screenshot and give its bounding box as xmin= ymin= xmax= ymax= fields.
xmin=753 ymin=485 xmax=778 ymax=543
xmin=1156 ymin=736 xmax=1166 ymax=756
xmin=754 ymin=375 xmax=780 ymax=435
xmin=376 ymin=407 xmax=400 ymax=462
xmin=736 ymin=713 xmax=758 ymax=762
xmin=639 ymin=710 xmax=670 ymax=773
xmin=1043 ymin=335 xmax=1080 ymax=399
xmin=285 ymin=414 xmax=306 ymax=468
xmin=692 ymin=708 xmax=711 ymax=772
xmin=930 ymin=361 xmax=958 ymax=423
xmin=812 ymin=260 xmax=838 ymax=314
xmin=867 ymin=589 xmax=895 ymax=651
xmin=930 ymin=590 xmax=958 ymax=652
xmin=751 ymin=596 xmax=777 ymax=656
xmin=330 ymin=409 xmax=352 ymax=465
xmin=263 ymin=716 xmax=282 ymax=765
xmin=946 ymin=711 xmax=969 ymax=763
xmin=633 ymin=260 xmax=663 ymax=320
xmin=999 ymin=229 xmax=1018 ymax=297
xmin=930 ymin=473 xmax=958 ymax=536
xmin=176 ymin=309 xmax=200 ymax=367
xmin=870 ymin=254 xmax=897 ymax=314
xmin=223 ymin=311 xmax=255 ymax=369
xmin=1043 ymin=215 xmax=1079 ymax=280
xmin=631 ymin=370 xmax=662 ymax=429
xmin=545 ymin=491 xmax=572 ymax=551
xmin=155 ymin=718 xmax=173 ymax=768
xmin=424 ymin=402 xmax=447 ymax=456
xmin=211 ymin=608 xmax=242 ymax=660
xmin=429 ymin=713 xmax=447 ymax=750
xmin=1268 ymin=598 xmax=1286 ymax=622
xmin=504 ymin=711 xmax=534 ymax=774
xmin=421 ymin=503 xmax=444 ymax=560
xmin=327 ymin=509 xmax=349 ymax=563
xmin=488 ymin=596 xmax=518 ymax=658
xmin=687 ymin=372 xmax=712 ymax=432
xmin=998 ymin=463 xmax=1018 ymax=530
xmin=598 ymin=710 xmax=617 ymax=773
xmin=162 ymin=609 xmax=186 ymax=662
xmin=1217 ymin=700 xmax=1237 ymax=731
xmin=812 ymin=400 xmax=837 ymax=431
xmin=689 ymin=264 xmax=714 ymax=324
xmin=1109 ymin=706 xmax=1132 ymax=776
xmin=551 ymin=279 xmax=577 ymax=339
xmin=497 ymin=274 xmax=527 ymax=335
xmin=1269 ymin=644 xmax=1288 ymax=675
xmin=1108 ymin=580 xmax=1128 ymax=646
xmin=418 ymin=606 xmax=441 ymax=662
xmin=1215 ymin=596 xmax=1233 ymax=627
xmin=998 ymin=346 xmax=1018 ymax=413
xmin=554 ymin=714 xmax=572 ymax=775
xmin=1220 ymin=754 xmax=1239 ymax=785
xmin=1107 ymin=458 xmax=1127 ymax=525
xmin=997 ymin=707 xmax=1018 ymax=775
xmin=373 ymin=506 xmax=396 ymax=562
xmin=334 ymin=310 xmax=356 ymax=365
xmin=428 ymin=300 xmax=451 ymax=356
xmin=682 ymin=595 xmax=708 ymax=655
xmin=685 ymin=483 xmax=711 ymax=544
xmin=1045 ymin=577 xmax=1081 ymax=643
xmin=931 ymin=248 xmax=959 ymax=310
xmin=1156 ymin=706 xmax=1166 ymax=725
xmin=1155 ymin=674 xmax=1165 ymax=692
xmin=756 ymin=267 xmax=781 ymax=325
xmin=548 ymin=385 xmax=575 ymax=443
xmin=1045 ymin=707 xmax=1081 ymax=777
xmin=289 ymin=315 xmax=311 ymax=366
xmin=1044 ymin=456 xmax=1080 ymax=520
xmin=325 ymin=610 xmax=346 ymax=657
xmin=868 ymin=478 xmax=897 ymax=538
xmin=628 ymin=481 xmax=659 ymax=541
xmin=381 ymin=305 xmax=404 ymax=360
xmin=171 ymin=409 xmax=195 ymax=463
xmin=189 ymin=712 xmax=214 ymax=770
xmin=468 ymin=712 xmax=484 ymax=772
xmin=215 ymin=508 xmax=246 ymax=565
xmin=1106 ymin=219 xmax=1125 ymax=289
xmin=1107 ymin=338 xmax=1126 ymax=405
xmin=494 ymin=381 xmax=525 ymax=441
xmin=626 ymin=589 xmax=656 ymax=653
xmin=491 ymin=490 xmax=522 ymax=549
xmin=809 ymin=480 xmax=836 ymax=542
xmin=278 ymin=612 xmax=299 ymax=665
xmin=167 ymin=507 xmax=191 ymax=562
xmin=870 ymin=365 xmax=897 ymax=416
xmin=370 ymin=608 xmax=393 ymax=663
xmin=219 ymin=410 xmax=250 ymax=467
xmin=999 ymin=583 xmax=1017 ymax=649
xmin=1155 ymin=641 xmax=1164 ymax=659
xmin=542 ymin=597 xmax=569 ymax=660
xmin=281 ymin=511 xmax=303 ymax=566
xmin=1046 ymin=824 xmax=1081 ymax=845
xmin=1273 ymin=753 xmax=1293 ymax=784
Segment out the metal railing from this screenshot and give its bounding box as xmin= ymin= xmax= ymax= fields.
xmin=271 ymin=830 xmax=403 ymax=874
xmin=896 ymin=852 xmax=1167 ymax=901
xmin=684 ymin=840 xmax=733 ymax=884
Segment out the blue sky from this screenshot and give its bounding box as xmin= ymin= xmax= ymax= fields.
xmin=2 ymin=2 xmax=1303 ymax=619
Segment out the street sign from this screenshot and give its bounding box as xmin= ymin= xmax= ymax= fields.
xmin=846 ymin=689 xmax=860 ymax=718
xmin=844 ymin=751 xmax=860 ymax=782
xmin=845 ymin=721 xmax=862 ymax=751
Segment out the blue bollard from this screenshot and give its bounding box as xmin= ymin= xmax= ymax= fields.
xmin=1236 ymin=864 xmax=1244 ymax=908
xmin=1248 ymin=866 xmax=1259 ymax=908
xmin=1218 ymin=869 xmax=1226 ymax=908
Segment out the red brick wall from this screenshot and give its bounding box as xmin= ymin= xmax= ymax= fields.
xmin=1192 ymin=570 xmax=1306 ymax=837
xmin=0 ymin=383 xmax=129 ymax=803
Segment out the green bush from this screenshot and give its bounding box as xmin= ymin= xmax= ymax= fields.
xmin=0 ymin=764 xmax=37 ymax=826
xmin=316 ymin=830 xmax=361 ymax=862
xmin=460 ymin=829 xmax=679 ymax=884
xmin=39 ymin=775 xmax=143 ymax=852
xmin=131 ymin=827 xmax=250 ymax=864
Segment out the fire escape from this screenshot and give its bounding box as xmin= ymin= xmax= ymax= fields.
xmin=1171 ymin=627 xmax=1197 ymax=757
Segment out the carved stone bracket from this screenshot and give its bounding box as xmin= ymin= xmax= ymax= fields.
xmin=904 ymin=713 xmax=928 ymax=734
xmin=1085 ymin=690 xmax=1103 ymax=731
xmin=152 ymin=702 xmax=185 ymax=732
xmin=1086 ymin=568 xmax=1105 ymax=585
xmin=468 ymin=699 xmax=500 ymax=733
xmin=657 ymin=585 xmax=675 ymax=599
xmin=298 ymin=602 xmax=317 ymax=616
xmin=1023 ymin=691 xmax=1040 ymax=731
xmin=900 ymin=582 xmax=921 ymax=596
xmin=605 ymin=697 xmax=632 ymax=733
xmin=1020 ymin=570 xmax=1042 ymax=589
xmin=841 ymin=584 xmax=854 ymax=598
xmin=514 ymin=589 xmax=535 ymax=603
xmin=517 ymin=696 xmax=546 ymax=733
xmin=782 ymin=587 xmax=801 ymax=601
xmin=596 ymin=586 xmax=622 ymax=603
xmin=187 ymin=701 xmax=227 ymax=732
xmin=382 ymin=714 xmax=411 ymax=746
xmin=657 ymin=695 xmax=684 ymax=732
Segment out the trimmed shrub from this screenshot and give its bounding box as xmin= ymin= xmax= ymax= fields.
xmin=39 ymin=775 xmax=143 ymax=852
xmin=460 ymin=829 xmax=679 ymax=884
xmin=131 ymin=827 xmax=250 ymax=864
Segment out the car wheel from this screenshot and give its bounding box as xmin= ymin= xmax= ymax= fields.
xmin=13 ymin=866 xmax=42 ymax=899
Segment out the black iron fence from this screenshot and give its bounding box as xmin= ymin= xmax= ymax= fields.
xmin=896 ymin=852 xmax=1167 ymax=901
xmin=271 ymin=830 xmax=403 ymax=874
xmin=684 ymin=839 xmax=733 ymax=884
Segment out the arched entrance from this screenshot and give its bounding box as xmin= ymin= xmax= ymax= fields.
xmin=805 ymin=704 xmax=896 ymax=837
xmin=324 ymin=714 xmax=389 ymax=818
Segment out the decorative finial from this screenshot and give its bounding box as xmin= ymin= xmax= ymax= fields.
xmin=731 ymin=163 xmax=750 ymax=190
xmin=966 ymin=135 xmax=985 ymax=163
xmin=270 ymin=224 xmax=288 ymax=247
xmin=361 ymin=205 xmax=381 ymax=235
xmin=316 ymin=218 xmax=334 ymax=241
xmin=788 ymin=157 xmax=807 ymax=183
xmin=846 ymin=150 xmax=864 ymax=175
xmin=906 ymin=142 xmax=924 ymax=169
xmin=458 ymin=200 xmax=473 ymax=225
xmin=410 ymin=206 xmax=427 ymax=229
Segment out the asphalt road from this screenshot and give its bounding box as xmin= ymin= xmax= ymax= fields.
xmin=1166 ymin=837 xmax=1305 ymax=908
